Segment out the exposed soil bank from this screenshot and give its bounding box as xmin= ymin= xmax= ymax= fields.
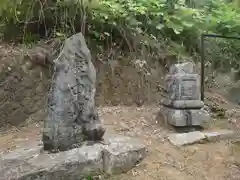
xmin=0 ymin=43 xmax=165 ymax=130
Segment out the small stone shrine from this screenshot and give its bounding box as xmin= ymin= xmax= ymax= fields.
xmin=161 ymin=62 xmax=210 ymax=128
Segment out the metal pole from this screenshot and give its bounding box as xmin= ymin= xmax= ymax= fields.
xmin=199 ymin=33 xmax=240 ymax=102
xmin=202 ymin=34 xmax=240 ymax=40
xmin=200 ymin=34 xmax=205 ymax=102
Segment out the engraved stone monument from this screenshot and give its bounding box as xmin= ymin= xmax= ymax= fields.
xmin=161 ymin=62 xmax=210 ymax=128
xmin=0 ymin=33 xmax=147 ymax=180
xmin=42 ymin=32 xmax=106 ymax=151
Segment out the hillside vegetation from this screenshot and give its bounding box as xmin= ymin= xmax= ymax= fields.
xmin=0 ymin=0 xmax=239 ymax=71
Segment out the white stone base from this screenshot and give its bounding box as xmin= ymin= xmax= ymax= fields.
xmin=161 ymin=106 xmax=210 ymax=127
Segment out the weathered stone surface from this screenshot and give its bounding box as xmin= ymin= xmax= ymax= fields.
xmin=168 ymin=130 xmax=239 ymax=146
xmin=164 ymin=62 xmax=201 ymax=101
xmin=1 ymin=143 xmax=103 ymax=180
xmin=161 ymin=61 xmax=210 ymax=127
xmin=161 ymin=106 xmax=210 ymax=126
xmin=168 ymin=131 xmax=206 ymax=146
xmin=165 ymin=73 xmax=201 ymax=101
xmin=103 ymin=135 xmax=147 ymax=175
xmin=169 ymin=62 xmax=194 ymax=74
xmin=161 ymin=99 xmax=204 ymax=109
xmin=42 ymin=33 xmax=105 ymax=152
xmin=0 ymin=135 xmax=147 ymax=180
xmin=204 ymin=130 xmax=239 ymax=141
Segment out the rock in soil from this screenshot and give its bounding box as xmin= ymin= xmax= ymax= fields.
xmin=168 ymin=131 xmax=206 ymax=146
xmin=204 ymin=130 xmax=239 ymax=142
xmin=168 ymin=130 xmax=239 ymax=146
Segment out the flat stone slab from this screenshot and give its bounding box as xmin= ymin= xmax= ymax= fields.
xmin=103 ymin=135 xmax=146 ymax=174
xmin=0 ymin=135 xmax=147 ymax=180
xmin=204 ymin=130 xmax=239 ymax=141
xmin=168 ymin=131 xmax=206 ymax=146
xmin=168 ymin=130 xmax=239 ymax=146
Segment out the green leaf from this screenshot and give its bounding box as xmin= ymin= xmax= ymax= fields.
xmin=182 ymin=21 xmax=194 ymax=28
xmin=166 ymin=20 xmax=184 ymax=34
xmin=156 ymin=24 xmax=164 ymax=30
xmin=104 ymin=32 xmax=110 ymax=36
xmin=56 ymin=32 xmax=65 ymax=37
xmin=173 ymin=29 xmax=181 ymax=34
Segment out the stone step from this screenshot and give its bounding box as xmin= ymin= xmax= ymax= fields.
xmin=168 ymin=130 xmax=239 ymax=146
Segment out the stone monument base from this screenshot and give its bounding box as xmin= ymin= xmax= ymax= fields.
xmin=161 ymin=99 xmax=204 ymax=109
xmin=0 ymin=135 xmax=147 ymax=180
xmin=161 ymin=106 xmax=210 ymax=127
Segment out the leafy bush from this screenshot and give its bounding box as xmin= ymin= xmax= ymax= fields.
xmin=0 ymin=0 xmax=239 ymax=70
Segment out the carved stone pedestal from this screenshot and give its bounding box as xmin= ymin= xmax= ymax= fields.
xmin=161 ymin=106 xmax=210 ymax=127
xmin=161 ymin=62 xmax=210 ymax=128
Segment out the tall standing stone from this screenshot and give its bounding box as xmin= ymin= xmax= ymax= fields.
xmin=160 ymin=62 xmax=210 ymax=127
xmin=42 ymin=33 xmax=105 ymax=152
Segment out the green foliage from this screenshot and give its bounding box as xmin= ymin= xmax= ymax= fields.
xmin=88 ymin=0 xmax=205 ymax=44
xmin=205 ymin=38 xmax=240 ymax=72
xmin=0 ymin=0 xmax=239 ymax=70
xmin=203 ymin=0 xmax=240 ymax=35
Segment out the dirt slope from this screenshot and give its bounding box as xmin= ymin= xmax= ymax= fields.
xmin=0 ymin=43 xmax=165 ymax=131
